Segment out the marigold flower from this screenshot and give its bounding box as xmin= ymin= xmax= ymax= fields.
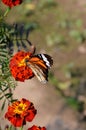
xmin=2 ymin=0 xmax=22 ymax=8
xmin=5 ymin=98 xmax=37 ymax=127
xmin=9 ymin=51 xmax=34 ymax=82
xmin=28 ymin=125 xmax=46 ymax=130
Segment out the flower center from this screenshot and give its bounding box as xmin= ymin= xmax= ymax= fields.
xmin=14 ymin=103 xmax=27 ymax=114
xmin=18 ymin=55 xmax=29 ymax=67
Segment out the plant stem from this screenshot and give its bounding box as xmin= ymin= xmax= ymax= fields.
xmin=20 ymin=126 xmax=23 ymax=130
xmin=4 ymin=7 xmax=11 ymax=17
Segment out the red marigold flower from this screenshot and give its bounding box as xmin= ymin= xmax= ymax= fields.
xmin=28 ymin=125 xmax=46 ymax=130
xmin=5 ymin=98 xmax=37 ymax=127
xmin=9 ymin=51 xmax=34 ymax=82
xmin=2 ymin=0 xmax=22 ymax=8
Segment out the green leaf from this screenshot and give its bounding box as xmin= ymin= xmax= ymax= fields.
xmin=1 ymin=99 xmax=6 ymax=110
xmin=0 ymin=95 xmax=4 ymax=100
xmin=3 ymin=86 xmax=9 ymax=92
xmin=5 ymin=93 xmax=13 ymax=99
xmin=11 ymin=99 xmax=18 ymax=103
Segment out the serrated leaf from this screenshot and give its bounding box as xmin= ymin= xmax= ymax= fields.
xmin=11 ymin=99 xmax=18 ymax=103
xmin=21 ymin=41 xmax=28 ymax=51
xmin=3 ymin=86 xmax=9 ymax=92
xmin=0 ymin=95 xmax=4 ymax=100
xmin=1 ymin=99 xmax=6 ymax=110
xmin=5 ymin=93 xmax=13 ymax=98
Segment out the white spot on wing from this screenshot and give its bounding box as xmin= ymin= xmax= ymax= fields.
xmin=41 ymin=54 xmax=50 ymax=67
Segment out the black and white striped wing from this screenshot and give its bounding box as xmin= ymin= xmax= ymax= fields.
xmin=27 ymin=54 xmax=53 ymax=83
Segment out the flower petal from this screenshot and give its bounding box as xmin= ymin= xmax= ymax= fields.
xmin=25 ymin=109 xmax=37 ymax=122
xmin=10 ymin=116 xmax=24 ymax=127
xmin=5 ymin=98 xmax=37 ymax=127
xmin=9 ymin=51 xmax=34 ymax=81
xmin=2 ymin=0 xmax=22 ymax=7
xmin=28 ymin=125 xmax=46 ymax=130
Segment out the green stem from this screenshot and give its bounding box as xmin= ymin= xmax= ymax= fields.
xmin=20 ymin=126 xmax=23 ymax=130
xmin=4 ymin=7 xmax=11 ymax=17
xmin=9 ymin=125 xmax=12 ymax=130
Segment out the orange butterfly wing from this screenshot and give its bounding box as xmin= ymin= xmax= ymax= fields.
xmin=25 ymin=54 xmax=53 ymax=83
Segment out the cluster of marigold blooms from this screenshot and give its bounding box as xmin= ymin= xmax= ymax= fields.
xmin=1 ymin=0 xmax=46 ymax=130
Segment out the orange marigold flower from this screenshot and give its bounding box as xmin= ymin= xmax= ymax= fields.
xmin=28 ymin=125 xmax=46 ymax=130
xmin=2 ymin=0 xmax=22 ymax=8
xmin=9 ymin=51 xmax=34 ymax=82
xmin=5 ymin=98 xmax=37 ymax=127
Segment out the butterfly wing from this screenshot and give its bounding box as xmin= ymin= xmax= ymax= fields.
xmin=37 ymin=54 xmax=53 ymax=68
xmin=27 ymin=62 xmax=48 ymax=83
xmin=26 ymin=54 xmax=53 ymax=83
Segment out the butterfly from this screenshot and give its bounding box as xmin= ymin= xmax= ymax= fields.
xmin=25 ymin=53 xmax=53 ymax=83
